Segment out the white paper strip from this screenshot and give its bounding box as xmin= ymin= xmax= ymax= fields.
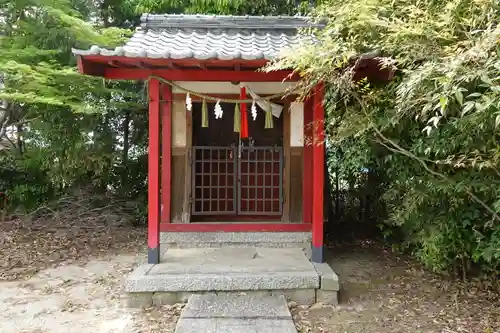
xmin=244 ymin=85 xmax=283 ymax=118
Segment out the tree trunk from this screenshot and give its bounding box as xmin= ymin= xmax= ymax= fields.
xmin=0 ymin=75 xmax=9 ymax=139
xmin=335 ymin=164 xmax=340 ymax=219
xmin=0 ymin=110 xmax=8 ymax=139
xmin=16 ymin=124 xmax=23 ymax=155
xmin=122 ymin=110 xmax=131 ymax=186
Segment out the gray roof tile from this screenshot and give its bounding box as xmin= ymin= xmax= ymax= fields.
xmin=73 ymin=14 xmax=323 ymax=61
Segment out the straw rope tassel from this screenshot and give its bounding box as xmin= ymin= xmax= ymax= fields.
xmin=201 ymin=99 xmax=208 ymax=128
xmin=147 ymin=75 xmax=300 ymax=104
xmin=265 ymin=102 xmax=274 ymax=129
xmin=233 ymin=103 xmax=240 ymax=132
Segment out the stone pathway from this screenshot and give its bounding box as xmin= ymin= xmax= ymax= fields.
xmin=174 ymin=294 xmax=297 ymax=333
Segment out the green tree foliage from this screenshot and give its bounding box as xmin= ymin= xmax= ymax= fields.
xmin=134 ymin=0 xmax=306 ymax=15
xmin=0 ymin=0 xmax=307 ymax=210
xmin=0 ymin=0 xmax=146 ymax=208
xmin=270 ymin=0 xmax=500 ymax=276
xmin=0 ymin=0 xmax=128 ymax=106
xmin=96 ymin=0 xmax=310 ymax=28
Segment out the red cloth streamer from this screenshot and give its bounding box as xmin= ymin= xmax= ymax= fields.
xmin=240 ymin=86 xmax=249 ymax=138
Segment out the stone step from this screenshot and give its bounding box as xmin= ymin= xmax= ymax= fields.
xmin=124 ymin=247 xmax=339 ymax=308
xmin=160 ymin=231 xmax=311 ymax=249
xmin=174 ymin=294 xmax=297 ymax=333
xmin=126 ymin=248 xmax=319 ymax=293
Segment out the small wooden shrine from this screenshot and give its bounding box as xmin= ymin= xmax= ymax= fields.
xmin=73 ymin=14 xmax=327 ymax=264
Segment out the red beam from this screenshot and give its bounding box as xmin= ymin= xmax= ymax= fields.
xmin=104 ymin=68 xmax=298 ymax=82
xmin=159 ymin=223 xmax=312 ymax=232
xmin=311 ymin=83 xmax=325 ymax=263
xmin=148 ymin=78 xmax=161 ymax=264
xmin=76 ymin=55 xmax=105 ymax=76
xmin=161 ymin=84 xmax=172 ymax=223
xmin=80 ymin=56 xmax=268 ymax=69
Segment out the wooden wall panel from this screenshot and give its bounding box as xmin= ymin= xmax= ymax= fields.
xmin=289 ymin=147 xmax=304 ymax=223
xmin=170 ymin=153 xmax=186 ymax=223
xmin=169 ymin=108 xmax=192 ymax=224
xmin=182 ymin=110 xmax=193 ymax=222
xmin=282 ymin=103 xmax=291 ymax=223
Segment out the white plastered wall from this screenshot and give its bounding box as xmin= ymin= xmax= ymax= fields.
xmin=289 ymin=102 xmax=304 ymax=147
xmin=171 ymin=81 xmax=303 ymax=148
xmin=172 ymin=101 xmax=186 ymax=147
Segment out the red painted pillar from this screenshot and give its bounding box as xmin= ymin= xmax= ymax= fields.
xmin=148 ymin=78 xmax=161 ymax=264
xmin=311 ymin=83 xmax=325 ymax=263
xmin=161 ymin=84 xmax=172 ymax=224
xmin=303 ymin=96 xmax=313 ymax=224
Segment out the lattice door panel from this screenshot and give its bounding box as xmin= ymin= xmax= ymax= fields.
xmin=191 ymin=146 xmax=237 ymax=215
xmin=191 ymin=146 xmax=283 ymax=216
xmin=238 ymin=147 xmax=283 ymax=215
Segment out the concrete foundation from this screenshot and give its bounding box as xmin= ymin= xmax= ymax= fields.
xmin=125 ymin=247 xmax=339 ymax=308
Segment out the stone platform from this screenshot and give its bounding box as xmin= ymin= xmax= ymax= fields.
xmin=175 ymin=294 xmax=297 ymax=333
xmin=125 ymin=247 xmax=339 ymax=308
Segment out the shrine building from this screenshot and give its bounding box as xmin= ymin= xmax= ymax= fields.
xmin=73 ymin=14 xmax=339 ymax=308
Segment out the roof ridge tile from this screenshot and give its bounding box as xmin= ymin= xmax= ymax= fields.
xmin=73 ymin=14 xmax=323 ymax=62
xmin=139 ymin=13 xmax=324 ymax=30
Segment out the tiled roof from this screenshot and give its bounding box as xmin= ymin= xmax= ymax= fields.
xmin=72 ymin=14 xmax=323 ymax=61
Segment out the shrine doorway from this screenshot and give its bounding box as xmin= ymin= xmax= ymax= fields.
xmin=190 ymin=102 xmax=284 ymax=222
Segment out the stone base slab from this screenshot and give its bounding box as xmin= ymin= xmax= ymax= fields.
xmin=126 ymin=289 xmax=317 ymax=308
xmin=312 ymin=262 xmax=340 ymax=291
xmin=315 ymin=289 xmax=338 ymax=305
xmin=160 ymin=232 xmax=311 ymax=260
xmin=124 ymin=247 xmax=339 ymax=308
xmin=160 ymin=232 xmax=311 ymax=245
xmin=126 ymin=288 xmax=337 ymax=308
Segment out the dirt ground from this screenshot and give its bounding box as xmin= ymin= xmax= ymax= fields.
xmin=0 ymin=235 xmax=183 ymax=333
xmin=1 ymin=218 xmax=499 ymax=333
xmin=0 ymin=213 xmax=183 ymax=333
xmin=0 ymin=253 xmax=183 ymax=333
xmin=293 ymin=242 xmax=500 ymax=333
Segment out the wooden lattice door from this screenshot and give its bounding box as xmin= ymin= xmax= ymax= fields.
xmin=191 ymin=102 xmax=283 ymax=218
